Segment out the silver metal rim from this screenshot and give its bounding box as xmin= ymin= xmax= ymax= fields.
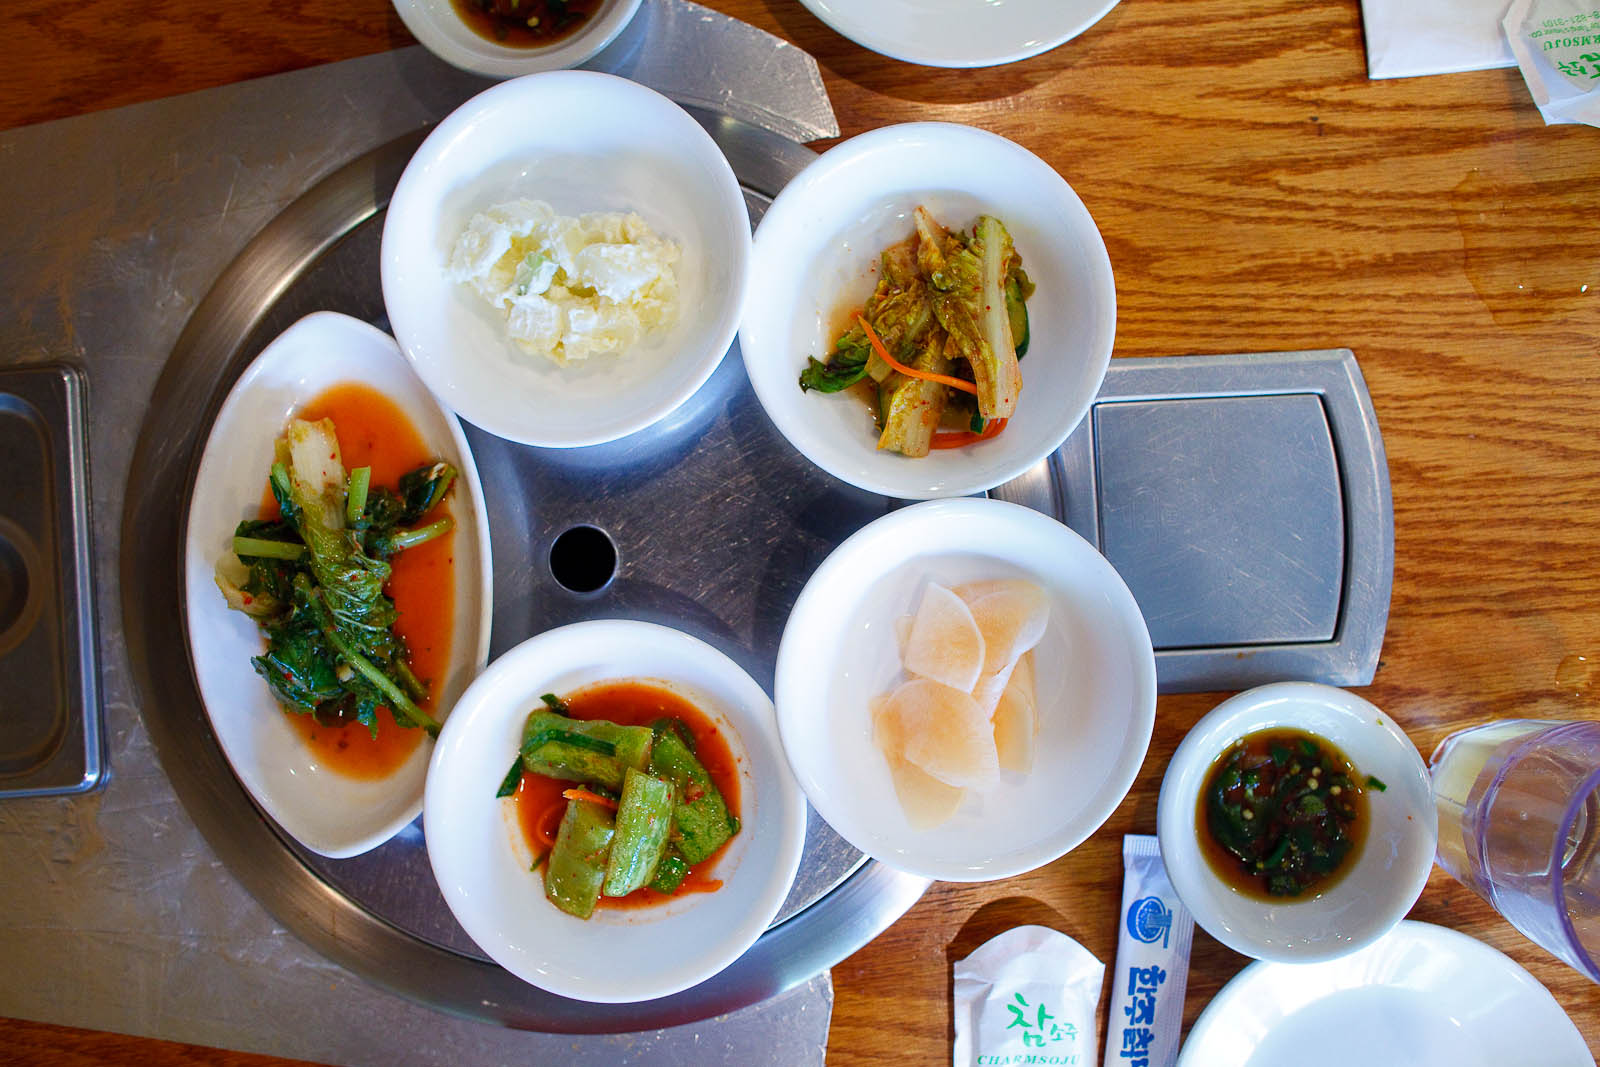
xmin=120 ymin=110 xmax=929 ymax=1033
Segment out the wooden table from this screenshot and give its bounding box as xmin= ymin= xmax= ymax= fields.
xmin=4 ymin=0 xmax=1598 ymax=1063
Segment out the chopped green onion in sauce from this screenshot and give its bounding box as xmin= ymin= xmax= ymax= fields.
xmin=1195 ymin=728 xmax=1371 ymax=900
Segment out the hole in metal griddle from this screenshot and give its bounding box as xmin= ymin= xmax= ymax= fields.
xmin=549 ymin=525 xmax=617 ymax=594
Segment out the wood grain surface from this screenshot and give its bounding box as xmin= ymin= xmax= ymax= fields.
xmin=3 ymin=0 xmax=1599 ymax=1063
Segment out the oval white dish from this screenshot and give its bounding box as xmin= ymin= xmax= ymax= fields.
xmin=183 ymin=310 xmax=493 ymax=858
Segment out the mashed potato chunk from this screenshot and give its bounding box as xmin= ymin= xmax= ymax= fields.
xmin=446 ymin=198 xmax=680 ymax=366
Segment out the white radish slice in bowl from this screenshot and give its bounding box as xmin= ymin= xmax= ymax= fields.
xmin=902 ymin=582 xmax=986 ymax=693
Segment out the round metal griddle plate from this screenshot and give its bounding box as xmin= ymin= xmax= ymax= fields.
xmin=120 ymin=112 xmax=930 ymax=1033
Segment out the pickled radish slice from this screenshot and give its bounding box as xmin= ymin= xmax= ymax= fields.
xmin=902 ymin=583 xmax=986 ymax=693
xmin=993 ymin=656 xmax=1037 ymax=774
xmin=874 ymin=700 xmax=966 ymax=828
xmin=886 ymin=752 xmax=967 ymax=829
xmin=970 ymin=663 xmax=1016 ymax=717
xmin=883 ymin=678 xmax=999 ymax=790
xmin=952 ymin=578 xmax=1036 ymax=605
xmin=968 ymin=583 xmax=1049 ymax=679
xmin=1010 ymin=649 xmax=1037 ymax=706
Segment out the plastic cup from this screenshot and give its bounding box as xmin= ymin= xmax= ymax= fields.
xmin=1430 ymin=719 xmax=1600 ymax=982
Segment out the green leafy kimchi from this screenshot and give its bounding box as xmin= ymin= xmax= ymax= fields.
xmin=798 ymin=208 xmax=1033 ymax=457
xmin=214 ymin=417 xmax=457 ymax=738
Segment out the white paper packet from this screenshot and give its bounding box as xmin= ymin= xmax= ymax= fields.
xmin=953 ymin=925 xmax=1104 ymax=1067
xmin=1505 ymin=0 xmax=1600 ymax=126
xmin=1360 ymin=0 xmax=1519 ymax=79
xmin=1102 ymin=836 xmax=1194 ymax=1067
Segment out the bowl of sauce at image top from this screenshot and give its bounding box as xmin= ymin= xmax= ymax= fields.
xmin=393 ymin=0 xmax=642 ymax=78
xmin=449 ymin=0 xmax=604 ymax=48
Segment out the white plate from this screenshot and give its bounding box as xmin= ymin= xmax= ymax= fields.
xmin=774 ymin=498 xmax=1155 ymax=881
xmin=391 ymin=0 xmax=642 ymax=79
xmin=1157 ymin=682 xmax=1437 ymax=963
xmin=798 ymin=0 xmax=1122 ymax=68
xmin=424 ymin=620 xmax=808 ymax=1003
xmin=1179 ymin=921 xmax=1594 ymax=1066
xmin=183 ymin=311 xmax=493 ymax=859
xmin=740 ymin=122 xmax=1115 ymax=500
xmin=382 ymin=71 xmax=751 ymax=448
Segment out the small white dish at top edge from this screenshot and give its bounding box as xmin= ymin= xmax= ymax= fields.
xmin=424 ymin=620 xmax=808 ymax=1003
xmin=1178 ymin=921 xmax=1593 ymax=1066
xmin=797 ymin=0 xmax=1123 ymax=68
xmin=391 ymin=0 xmax=643 ymax=79
xmin=183 ymin=310 xmax=493 ymax=859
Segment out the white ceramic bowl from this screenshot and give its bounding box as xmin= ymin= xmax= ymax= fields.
xmin=382 ymin=70 xmax=751 ymax=448
xmin=740 ymin=122 xmax=1115 ymax=500
xmin=424 ymin=620 xmax=808 ymax=1003
xmin=392 ymin=0 xmax=643 ymax=79
xmin=796 ymin=0 xmax=1123 ymax=69
xmin=183 ymin=311 xmax=494 ymax=858
xmin=1157 ymin=682 xmax=1437 ymax=964
xmin=773 ymin=498 xmax=1155 ymax=881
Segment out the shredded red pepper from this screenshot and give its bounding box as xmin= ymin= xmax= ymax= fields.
xmin=561 ymin=787 xmax=619 ymax=811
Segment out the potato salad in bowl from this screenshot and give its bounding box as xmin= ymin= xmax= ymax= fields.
xmin=381 ymin=70 xmax=751 ymax=449
xmin=445 ymin=198 xmax=681 ymax=366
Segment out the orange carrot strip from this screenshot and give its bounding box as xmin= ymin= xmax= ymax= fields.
xmin=929 ymin=417 xmax=1009 ymax=449
xmin=562 ymin=787 xmax=619 ymax=810
xmin=857 ymin=316 xmax=978 ymax=395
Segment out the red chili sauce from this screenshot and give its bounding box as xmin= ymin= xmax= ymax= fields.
xmin=267 ymin=383 xmax=456 ymax=779
xmin=512 ymin=680 xmax=741 ymax=909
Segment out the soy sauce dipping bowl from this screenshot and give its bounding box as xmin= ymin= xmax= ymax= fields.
xmin=392 ymin=0 xmax=643 ymax=78
xmin=1156 ymin=682 xmax=1437 ymax=964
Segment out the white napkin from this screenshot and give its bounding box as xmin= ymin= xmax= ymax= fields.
xmin=1504 ymin=0 xmax=1600 ymax=126
xmin=1361 ymin=0 xmax=1518 ymax=78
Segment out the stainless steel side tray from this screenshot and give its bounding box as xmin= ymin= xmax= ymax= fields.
xmin=0 ymin=363 xmax=103 ymax=797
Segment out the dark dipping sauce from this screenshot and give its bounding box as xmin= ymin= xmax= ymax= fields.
xmin=511 ymin=681 xmax=740 ymax=910
xmin=1196 ymin=728 xmax=1371 ymax=900
xmin=449 ymin=0 xmax=603 ymax=47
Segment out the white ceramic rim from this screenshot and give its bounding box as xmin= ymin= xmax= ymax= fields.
xmin=423 ymin=619 xmax=808 ymax=1002
xmin=1177 ymin=920 xmax=1593 ymax=1066
xmin=381 ymin=69 xmax=751 ymax=448
xmin=795 ymin=0 xmax=1122 ymax=68
xmin=181 ymin=310 xmax=494 ymax=858
xmin=773 ymin=497 xmax=1156 ymax=881
xmin=1157 ymin=681 xmax=1438 ymax=964
xmin=391 ymin=0 xmax=643 ymax=78
xmin=741 ymin=121 xmax=1115 ymax=500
